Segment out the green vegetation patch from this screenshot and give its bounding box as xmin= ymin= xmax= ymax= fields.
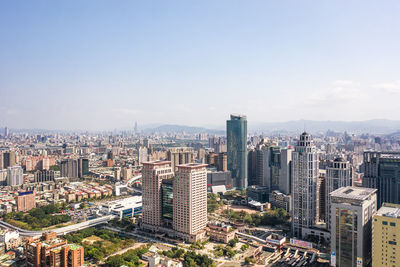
xmin=3 ymin=204 xmax=71 ymax=230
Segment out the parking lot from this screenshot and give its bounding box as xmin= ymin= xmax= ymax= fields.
xmin=270 ymin=247 xmax=328 ymax=267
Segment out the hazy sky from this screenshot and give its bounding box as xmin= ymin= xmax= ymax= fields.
xmin=1 ymin=1 xmax=400 ymax=130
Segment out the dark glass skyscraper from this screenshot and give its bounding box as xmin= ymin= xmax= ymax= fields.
xmin=227 ymin=114 xmax=248 ymax=189
xmin=363 ymin=151 xmax=400 ymax=208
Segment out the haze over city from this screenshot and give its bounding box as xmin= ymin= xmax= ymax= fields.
xmin=1 ymin=1 xmax=400 ymax=130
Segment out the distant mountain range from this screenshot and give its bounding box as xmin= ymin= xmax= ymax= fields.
xmin=143 ymin=119 xmax=400 ymax=135
xmin=3 ymin=119 xmax=400 ymax=135
xmin=249 ymin=119 xmax=400 ymax=134
xmin=142 ymin=124 xmax=225 ymax=135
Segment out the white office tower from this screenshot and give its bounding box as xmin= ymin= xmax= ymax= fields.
xmin=325 ymin=157 xmax=352 ymax=230
xmin=142 ymin=161 xmax=174 ymax=231
xmin=173 ymin=163 xmax=208 ymax=242
xmin=7 ymin=166 xmax=23 ymax=186
xmin=291 ymin=132 xmax=319 ymax=238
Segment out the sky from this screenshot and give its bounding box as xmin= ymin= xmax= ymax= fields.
xmin=1 ymin=1 xmax=400 ymax=130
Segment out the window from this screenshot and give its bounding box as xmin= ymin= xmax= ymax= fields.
xmin=389 ymin=241 xmax=397 ymax=245
xmin=383 ymin=221 xmax=388 ymax=225
xmin=390 ymin=222 xmax=396 ymax=227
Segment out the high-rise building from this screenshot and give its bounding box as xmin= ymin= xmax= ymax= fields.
xmin=138 ymin=146 xmax=148 ymax=165
xmin=247 ymin=149 xmax=257 ymax=186
xmin=0 ymin=153 xmax=4 ymax=170
xmin=255 ymin=144 xmax=292 ymax=194
xmin=114 ymin=167 xmax=121 ymax=181
xmin=325 ymin=157 xmax=353 ymax=230
xmin=122 ymin=167 xmax=132 ymax=180
xmin=0 ymin=169 xmax=7 ymax=185
xmin=173 ymin=163 xmax=208 ymax=242
xmin=26 ymin=232 xmax=84 ymax=267
xmin=291 ymin=132 xmax=319 ymax=238
xmin=142 ymin=161 xmax=174 ymax=231
xmin=7 ymin=166 xmax=23 ymax=186
xmin=330 ymin=186 xmax=377 ymax=267
xmin=317 ymin=170 xmax=326 ymax=222
xmin=4 ymin=127 xmax=8 ymax=137
xmin=16 ymin=191 xmax=36 ymax=212
xmin=78 ymin=158 xmax=89 ymax=177
xmin=3 ymin=151 xmax=16 ymax=169
xmin=227 ymin=114 xmax=247 ymax=189
xmin=372 ymin=203 xmax=400 ymax=267
xmin=34 ymin=170 xmax=55 ymax=183
xmin=60 ymin=158 xmax=88 ymax=179
xmin=363 ymin=151 xmax=400 ymax=208
xmin=60 ymin=159 xmax=78 ymax=178
xmin=205 ymin=152 xmax=227 ymax=172
xmin=166 ymin=147 xmax=194 ymax=172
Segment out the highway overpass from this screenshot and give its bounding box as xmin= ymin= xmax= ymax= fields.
xmin=0 ymin=215 xmax=116 ymax=238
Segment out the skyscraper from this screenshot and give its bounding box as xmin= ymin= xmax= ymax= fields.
xmin=330 ymin=186 xmax=377 ymax=267
xmin=173 ymin=163 xmax=208 ymax=242
xmin=142 ymin=161 xmax=174 ymax=232
xmin=363 ymin=151 xmax=400 ymax=208
xmin=227 ymin=114 xmax=247 ymax=189
xmin=3 ymin=151 xmax=16 ymax=169
xmin=60 ymin=159 xmax=78 ymax=178
xmin=291 ymin=132 xmax=319 ymax=238
xmin=255 ymin=143 xmax=292 ymax=194
xmin=325 ymin=157 xmax=353 ymax=230
xmin=4 ymin=127 xmax=8 ymax=137
xmin=7 ymin=166 xmax=23 ymax=186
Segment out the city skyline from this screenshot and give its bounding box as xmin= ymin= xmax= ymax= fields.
xmin=1 ymin=1 xmax=400 ymax=130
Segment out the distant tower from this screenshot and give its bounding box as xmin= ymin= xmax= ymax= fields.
xmin=291 ymin=132 xmax=319 ymax=238
xmin=227 ymin=114 xmax=248 ymax=189
xmin=134 ymin=121 xmax=138 ymax=134
xmin=4 ymin=127 xmax=8 ymax=137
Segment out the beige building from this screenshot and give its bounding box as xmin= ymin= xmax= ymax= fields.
xmin=372 ymin=203 xmax=400 ymax=267
xmin=142 ymin=161 xmax=174 ymax=231
xmin=16 ymin=191 xmax=36 ymax=212
xmin=167 ymin=147 xmax=194 ymax=172
xmin=173 ymin=163 xmax=207 ymax=242
xmin=207 ymin=222 xmax=237 ymax=243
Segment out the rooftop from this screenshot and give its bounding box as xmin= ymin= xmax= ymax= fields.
xmin=142 ymin=160 xmax=171 ymax=166
xmin=330 ymin=186 xmax=377 ymax=201
xmin=376 ymin=203 xmax=400 ymax=218
xmin=176 ymin=163 xmax=208 ymax=169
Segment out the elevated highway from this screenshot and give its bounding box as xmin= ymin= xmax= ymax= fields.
xmin=0 ymin=215 xmax=116 ymax=238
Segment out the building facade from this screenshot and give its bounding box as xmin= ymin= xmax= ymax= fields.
xmin=167 ymin=147 xmax=194 ymax=172
xmin=291 ymin=132 xmax=319 ymax=238
xmin=372 ymin=203 xmax=400 ymax=267
xmin=142 ymin=161 xmax=174 ymax=231
xmin=227 ymin=114 xmax=247 ymax=189
xmin=26 ymin=232 xmax=84 ymax=267
xmin=173 ymin=163 xmax=208 ymax=242
xmin=330 ymin=187 xmax=377 ymax=267
xmin=325 ymin=158 xmax=353 ymax=230
xmin=363 ymin=151 xmax=400 ymax=208
xmin=7 ymin=166 xmax=23 ymax=186
xmin=16 ymin=191 xmax=36 ymax=212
